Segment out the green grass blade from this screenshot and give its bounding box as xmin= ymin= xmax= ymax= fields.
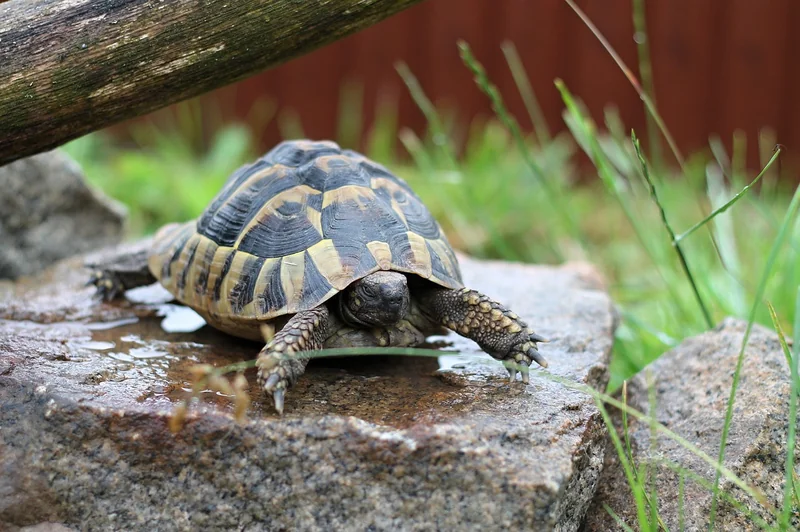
xmin=675 ymin=148 xmax=783 ymax=244
xmin=500 ymin=41 xmax=552 ymax=146
xmin=766 ymin=300 xmax=796 ymax=532
xmin=563 ymin=0 xmax=684 ymax=171
xmin=594 ymin=397 xmax=652 ymax=531
xmin=793 ymin=470 xmax=800 ymax=517
xmin=779 ymin=290 xmax=800 ymax=530
xmin=661 ymin=461 xmax=776 ymax=531
xmin=631 ymin=0 xmax=662 ymax=169
xmin=767 ymin=302 xmax=795 ymax=376
xmin=622 ymin=381 xmax=633 ymax=466
xmin=621 ymin=380 xmax=670 ymax=531
xmin=678 ymin=470 xmax=685 ymax=531
xmin=646 ymin=371 xmax=663 ymax=531
xmin=705 ymin=164 xmax=748 ymax=316
xmin=395 ymin=62 xmax=459 ymax=170
xmin=558 ymin=80 xmax=694 ymax=321
xmin=732 ymin=131 xmax=749 ymax=189
xmin=709 ymin=181 xmax=800 ymax=527
xmin=790 ymin=285 xmax=800 ymax=366
xmin=604 ymin=504 xmax=638 ymax=532
xmin=277 ymin=108 xmax=305 ymax=139
xmin=365 ymin=93 xmax=400 ymax=164
xmin=336 ymin=80 xmax=364 ymax=150
xmin=458 ymin=40 xmax=584 ymax=257
xmin=395 ymin=63 xmax=525 ymax=261
xmin=207 ymin=346 xmax=462 ymax=377
xmin=618 ymin=310 xmax=679 ymax=347
xmin=397 ymin=128 xmax=474 ymax=244
xmin=631 ymin=131 xmax=713 ymax=328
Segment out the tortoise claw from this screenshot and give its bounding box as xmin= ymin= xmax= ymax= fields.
xmin=507 ymin=366 xmax=517 ymax=382
xmin=263 ymin=372 xmax=287 ymax=415
xmin=530 ymin=333 xmax=549 ymax=343
xmin=504 ymin=342 xmax=546 ymax=383
xmin=528 ymin=347 xmax=547 ymax=368
xmin=520 ymin=360 xmax=530 ymax=384
xmin=273 ymin=388 xmax=285 ymax=416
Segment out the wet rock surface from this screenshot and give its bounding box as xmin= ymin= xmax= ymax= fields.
xmin=0 ymin=244 xmax=616 ymax=531
xmin=0 ymin=150 xmax=126 ymax=279
xmin=584 ymin=318 xmax=799 ymax=531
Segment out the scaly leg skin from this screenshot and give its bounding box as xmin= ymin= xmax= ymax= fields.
xmin=256 ymin=305 xmax=334 ymax=414
xmin=417 ymin=286 xmax=548 ymax=383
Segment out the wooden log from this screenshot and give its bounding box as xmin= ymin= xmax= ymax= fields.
xmin=0 ymin=0 xmax=425 ymax=166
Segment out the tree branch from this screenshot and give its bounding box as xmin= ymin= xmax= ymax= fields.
xmin=0 ymin=0 xmax=425 ymax=166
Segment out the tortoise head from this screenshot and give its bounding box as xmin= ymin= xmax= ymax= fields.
xmin=339 ymin=271 xmax=410 ymax=328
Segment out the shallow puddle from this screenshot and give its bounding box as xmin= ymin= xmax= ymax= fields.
xmin=82 ymin=297 xmax=499 ymax=426
xmin=2 ymin=268 xmax=507 ymax=428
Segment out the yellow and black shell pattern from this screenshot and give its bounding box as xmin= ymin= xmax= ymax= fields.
xmin=148 ymin=140 xmax=463 ymax=321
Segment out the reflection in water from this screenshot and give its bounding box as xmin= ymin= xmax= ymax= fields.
xmin=72 ymin=340 xmax=115 ymax=351
xmin=157 ymin=304 xmax=207 ymax=334
xmin=437 ymin=353 xmax=499 ymax=371
xmin=124 ymin=283 xmax=174 ymax=305
xmin=85 ymin=317 xmax=139 ymax=330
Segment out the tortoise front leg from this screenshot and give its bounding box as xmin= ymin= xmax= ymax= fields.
xmin=417 ymin=286 xmax=548 ymax=382
xmin=256 ymin=305 xmax=335 ymax=414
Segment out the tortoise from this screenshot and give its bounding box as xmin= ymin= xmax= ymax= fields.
xmin=89 ymin=140 xmax=548 ymax=414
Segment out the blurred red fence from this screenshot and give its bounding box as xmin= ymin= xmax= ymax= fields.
xmin=127 ymin=0 xmax=800 ymax=173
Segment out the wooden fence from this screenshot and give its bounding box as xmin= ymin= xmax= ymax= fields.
xmin=127 ymin=0 xmax=800 ymax=173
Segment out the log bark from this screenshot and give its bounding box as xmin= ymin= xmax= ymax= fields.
xmin=0 ymin=0 xmax=425 ymax=166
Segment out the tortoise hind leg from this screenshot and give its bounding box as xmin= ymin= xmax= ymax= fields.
xmin=257 ymin=305 xmax=336 ymax=414
xmin=86 ymin=237 xmax=157 ymax=301
xmin=416 ymin=286 xmax=548 ymax=383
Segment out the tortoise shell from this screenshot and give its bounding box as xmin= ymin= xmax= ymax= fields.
xmin=148 ymin=140 xmax=463 ymax=321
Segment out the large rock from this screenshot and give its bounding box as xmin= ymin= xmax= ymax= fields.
xmin=0 ymin=246 xmax=616 ymax=531
xmin=584 ymin=318 xmax=798 ymax=530
xmin=0 ymin=150 xmax=126 ymax=279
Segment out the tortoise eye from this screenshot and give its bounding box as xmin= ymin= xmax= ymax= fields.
xmin=360 ymin=284 xmax=376 ymax=298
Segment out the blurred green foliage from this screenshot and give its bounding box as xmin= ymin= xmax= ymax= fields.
xmin=65 ymin=124 xmax=254 ymax=236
